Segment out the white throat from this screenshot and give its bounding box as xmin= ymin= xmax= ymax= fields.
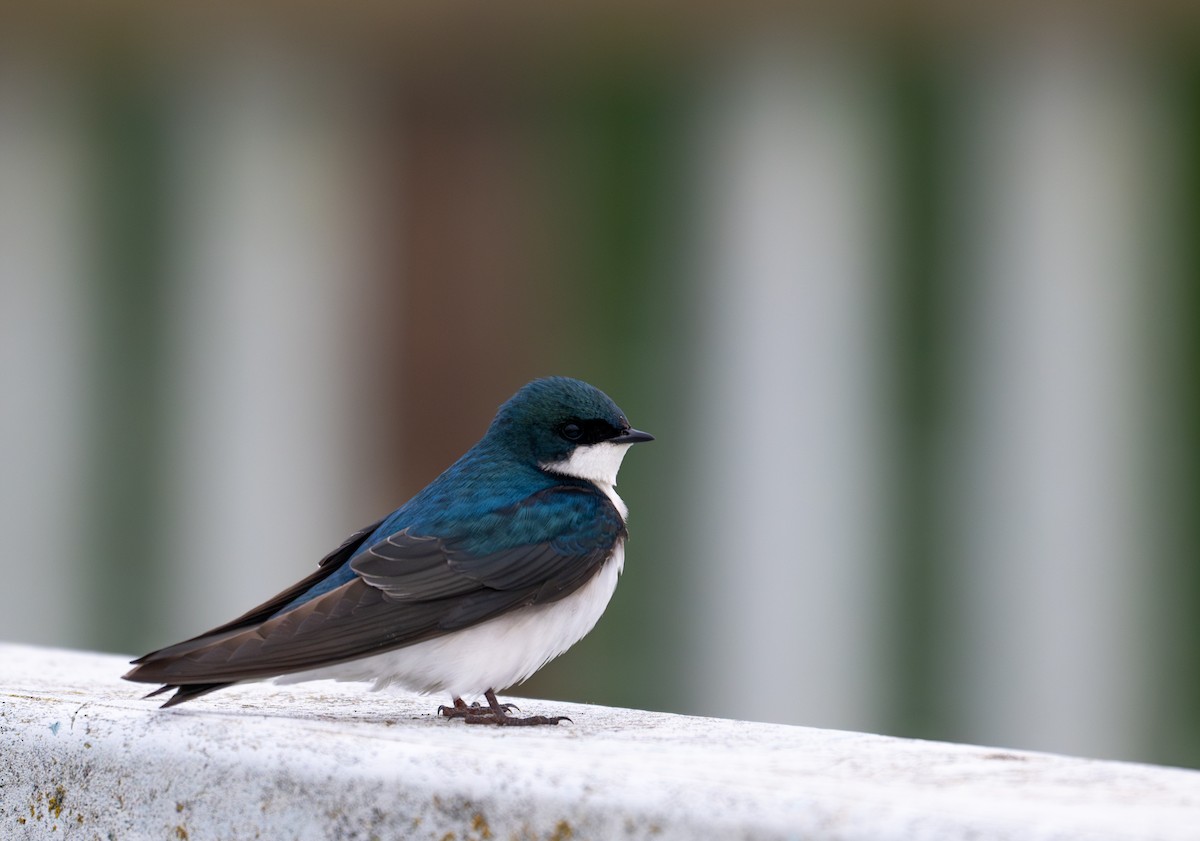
xmin=542 ymin=442 xmax=633 ymax=520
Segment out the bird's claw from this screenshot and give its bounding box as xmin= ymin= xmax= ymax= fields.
xmin=439 ymin=700 xmax=486 ymax=719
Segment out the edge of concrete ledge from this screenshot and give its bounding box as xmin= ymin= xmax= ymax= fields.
xmin=2 ymin=642 xmax=1199 ymax=840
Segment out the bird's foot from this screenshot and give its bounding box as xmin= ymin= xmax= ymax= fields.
xmin=438 ymin=697 xmax=520 ymax=720
xmin=437 ymin=691 xmax=570 ymax=726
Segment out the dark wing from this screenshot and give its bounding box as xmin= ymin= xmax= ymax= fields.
xmin=123 ymin=485 xmax=624 ymax=695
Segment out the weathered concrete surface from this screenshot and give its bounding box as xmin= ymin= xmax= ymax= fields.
xmin=1 ymin=642 xmax=1199 ymax=840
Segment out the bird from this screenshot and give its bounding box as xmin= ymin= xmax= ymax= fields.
xmin=123 ymin=377 xmax=654 ymax=725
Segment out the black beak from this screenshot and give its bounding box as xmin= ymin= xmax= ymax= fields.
xmin=611 ymin=428 xmax=655 ymax=444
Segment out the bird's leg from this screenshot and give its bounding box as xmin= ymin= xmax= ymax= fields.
xmin=458 ymin=689 xmax=570 ymax=727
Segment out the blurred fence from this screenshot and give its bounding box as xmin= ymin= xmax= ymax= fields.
xmin=2 ymin=19 xmax=1199 ymax=768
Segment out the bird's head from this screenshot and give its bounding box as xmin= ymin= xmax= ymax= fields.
xmin=487 ymin=377 xmax=654 ymax=486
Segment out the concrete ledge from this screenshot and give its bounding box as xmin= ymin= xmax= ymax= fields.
xmin=2 ymin=643 xmax=1199 ymax=840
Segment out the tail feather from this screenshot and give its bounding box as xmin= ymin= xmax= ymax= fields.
xmin=143 ymin=682 xmax=234 ymax=708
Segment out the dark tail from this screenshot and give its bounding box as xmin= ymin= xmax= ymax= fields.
xmin=139 ymin=681 xmax=233 ymax=708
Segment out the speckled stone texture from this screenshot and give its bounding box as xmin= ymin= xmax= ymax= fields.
xmin=2 ymin=642 xmax=1199 ymax=840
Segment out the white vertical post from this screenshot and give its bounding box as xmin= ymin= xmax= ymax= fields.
xmin=686 ymin=44 xmax=888 ymax=730
xmin=946 ymin=38 xmax=1158 ymax=759
xmin=162 ymin=46 xmax=373 ymax=636
xmin=0 ymin=57 xmax=89 ymax=645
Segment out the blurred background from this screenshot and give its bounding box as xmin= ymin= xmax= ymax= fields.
xmin=3 ymin=4 xmax=1200 ymax=769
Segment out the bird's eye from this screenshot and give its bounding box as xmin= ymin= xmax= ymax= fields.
xmin=561 ymin=422 xmax=583 ymax=441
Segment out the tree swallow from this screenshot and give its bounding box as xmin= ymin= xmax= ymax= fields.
xmin=124 ymin=377 xmax=653 ymax=725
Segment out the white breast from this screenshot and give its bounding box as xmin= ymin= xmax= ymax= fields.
xmin=275 ymin=544 xmax=625 ymax=697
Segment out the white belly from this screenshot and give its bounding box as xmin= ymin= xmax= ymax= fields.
xmin=275 ymin=544 xmax=625 ymax=698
